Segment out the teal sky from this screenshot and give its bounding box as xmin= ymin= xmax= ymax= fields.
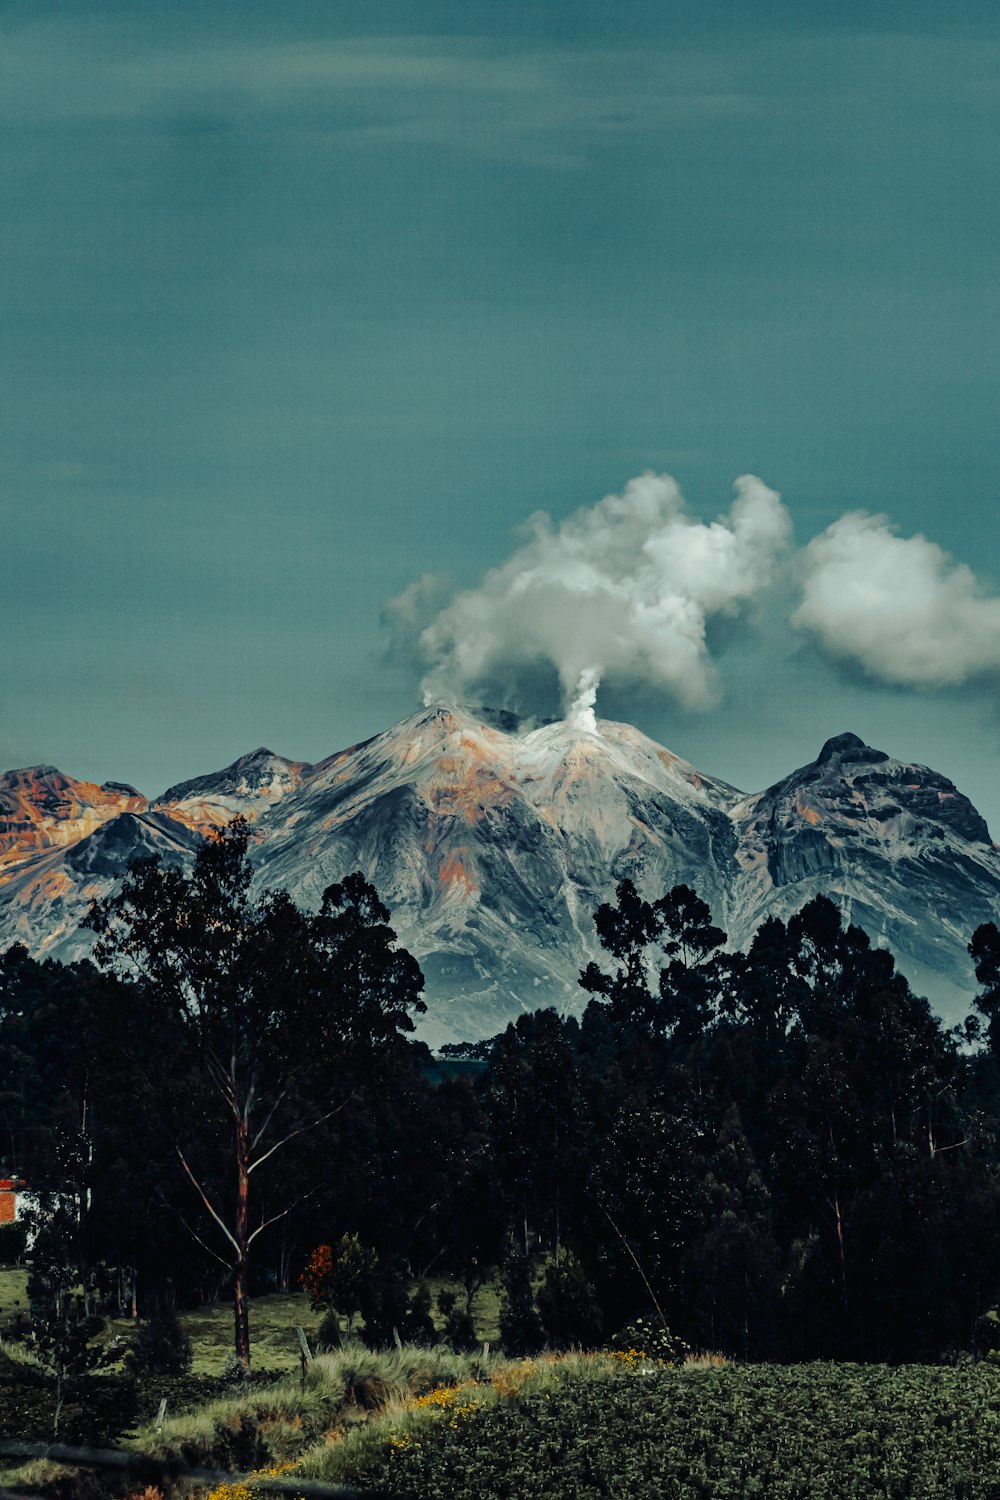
xmin=4 ymin=2 xmax=1000 ymax=829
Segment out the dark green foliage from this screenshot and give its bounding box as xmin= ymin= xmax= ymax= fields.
xmin=680 ymin=1106 xmax=780 ymax=1358
xmin=25 ymin=1192 xmax=107 ymax=1435
xmin=498 ymin=1249 xmax=544 ymax=1355
xmin=486 ymin=1009 xmax=590 ymax=1263
xmin=536 ymin=1251 xmax=602 ymax=1348
xmin=971 ymin=921 xmax=1000 ymax=1054
xmin=123 ymin=1306 xmax=193 ymax=1377
xmin=315 ymin=1308 xmax=343 ymax=1351
xmin=0 ymin=1355 xmax=138 ymax=1446
xmin=580 ymin=878 xmax=728 ymax=1038
xmin=404 ymin=1282 xmax=437 ymax=1345
xmin=437 ymin=1289 xmax=477 ymax=1351
xmin=10 ymin=863 xmax=1000 ymax=1425
xmin=341 ymin=1363 xmax=1000 ymax=1499
xmin=610 ymin=1314 xmax=688 ymax=1364
xmin=0 ymin=1220 xmax=28 ymax=1263
xmin=357 ymin=1251 xmax=408 ymax=1348
xmin=320 ymin=1233 xmax=380 ymax=1339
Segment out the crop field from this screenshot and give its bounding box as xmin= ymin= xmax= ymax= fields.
xmin=314 ymin=1360 xmax=1000 ymax=1500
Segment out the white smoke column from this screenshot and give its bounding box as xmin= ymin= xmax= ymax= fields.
xmin=567 ymin=666 xmax=601 ymax=732
xmin=396 ymin=471 xmax=791 ymax=722
xmin=792 ymin=512 xmax=1000 ymax=686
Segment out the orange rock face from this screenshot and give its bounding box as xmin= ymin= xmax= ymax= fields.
xmin=0 ymin=767 xmax=148 ymax=873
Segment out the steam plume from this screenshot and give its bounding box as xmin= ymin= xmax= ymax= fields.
xmin=387 ymin=471 xmax=791 ymax=725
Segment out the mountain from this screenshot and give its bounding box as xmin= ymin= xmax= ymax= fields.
xmin=727 ymin=730 xmax=1000 ymax=1021
xmin=1 ymin=710 xmax=997 ymax=1045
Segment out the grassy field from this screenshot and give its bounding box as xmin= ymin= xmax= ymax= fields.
xmin=0 ymin=1266 xmax=28 ymax=1327
xmin=0 ymin=1266 xmax=502 ymax=1444
xmin=0 ymin=1266 xmax=500 ymax=1371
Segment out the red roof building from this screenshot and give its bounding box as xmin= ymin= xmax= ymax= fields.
xmin=0 ymin=1179 xmax=22 ymax=1223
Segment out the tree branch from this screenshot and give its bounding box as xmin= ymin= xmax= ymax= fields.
xmin=157 ymin=1189 xmax=232 ymax=1270
xmin=248 ymin=1095 xmax=356 ymax=1176
xmin=247 ymin=1182 xmax=324 ymax=1245
xmin=596 ymin=1198 xmax=670 ymax=1332
xmin=203 ymin=1048 xmax=239 ymax=1116
xmin=176 ymin=1147 xmax=241 ymax=1256
xmin=250 ymin=1088 xmax=290 ymax=1153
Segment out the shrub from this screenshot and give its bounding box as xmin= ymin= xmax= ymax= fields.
xmin=537 ymin=1251 xmax=603 ymax=1348
xmin=315 ymin=1310 xmax=343 ymax=1352
xmin=124 ymin=1309 xmax=193 ymax=1378
xmin=358 ymin=1257 xmax=409 ymax=1349
xmin=221 ymin=1351 xmax=253 ymax=1385
xmin=498 ymin=1250 xmax=544 ymax=1356
xmin=438 ymin=1290 xmax=477 ymax=1352
xmin=404 ymin=1283 xmax=437 ymax=1345
xmin=0 ymin=1220 xmax=28 ymax=1264
xmin=301 ymin=1235 xmax=379 ymax=1339
xmin=609 ymin=1315 xmax=688 ymax=1365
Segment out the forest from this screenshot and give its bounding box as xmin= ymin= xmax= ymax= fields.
xmin=5 ymin=814 xmax=1000 ymax=1439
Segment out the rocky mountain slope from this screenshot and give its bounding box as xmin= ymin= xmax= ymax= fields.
xmin=1 ymin=710 xmax=996 ymax=1044
xmin=727 ymin=730 xmax=999 ymax=1021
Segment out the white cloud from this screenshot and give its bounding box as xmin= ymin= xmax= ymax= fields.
xmin=390 ymin=471 xmax=791 ymax=724
xmin=792 ymin=511 xmax=1000 ymax=687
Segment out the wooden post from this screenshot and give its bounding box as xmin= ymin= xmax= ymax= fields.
xmin=296 ymin=1326 xmax=313 ymax=1390
xmin=155 ymin=1397 xmax=167 ymax=1430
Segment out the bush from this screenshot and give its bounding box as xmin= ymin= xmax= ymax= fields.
xmin=221 ymin=1351 xmax=253 ymax=1384
xmin=404 ymin=1282 xmax=437 ymax=1345
xmin=537 ymin=1251 xmax=603 ymax=1348
xmin=0 ymin=1220 xmax=28 ymax=1264
xmin=438 ymin=1290 xmax=477 ymax=1351
xmin=359 ymin=1256 xmax=409 ymax=1349
xmin=124 ymin=1309 xmax=193 ymax=1378
xmin=609 ymin=1315 xmax=688 ymax=1365
xmin=316 ymin=1309 xmax=343 ymax=1352
xmin=499 ymin=1249 xmax=544 ymax=1356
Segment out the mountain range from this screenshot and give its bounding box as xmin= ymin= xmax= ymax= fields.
xmin=1 ymin=706 xmax=997 ymax=1045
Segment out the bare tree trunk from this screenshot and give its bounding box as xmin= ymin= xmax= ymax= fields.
xmin=278 ymin=1217 xmax=294 ymax=1294
xmin=234 ymin=1114 xmax=251 ymax=1370
xmin=832 ymin=1186 xmax=847 ymax=1313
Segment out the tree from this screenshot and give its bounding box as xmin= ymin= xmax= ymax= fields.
xmin=536 ymin=1250 xmax=603 ymax=1348
xmin=301 ymin=1233 xmax=379 ymax=1340
xmin=580 ymin=880 xmax=727 ymax=1040
xmin=970 ymin=922 xmax=1000 ymax=1054
xmin=499 ymin=1247 xmax=544 ymax=1355
xmin=25 ymin=1191 xmax=105 ymax=1435
xmin=487 ymin=1010 xmax=589 ymax=1255
xmin=85 ymin=817 xmax=424 ymax=1368
xmin=679 ymin=1106 xmax=779 ymax=1358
